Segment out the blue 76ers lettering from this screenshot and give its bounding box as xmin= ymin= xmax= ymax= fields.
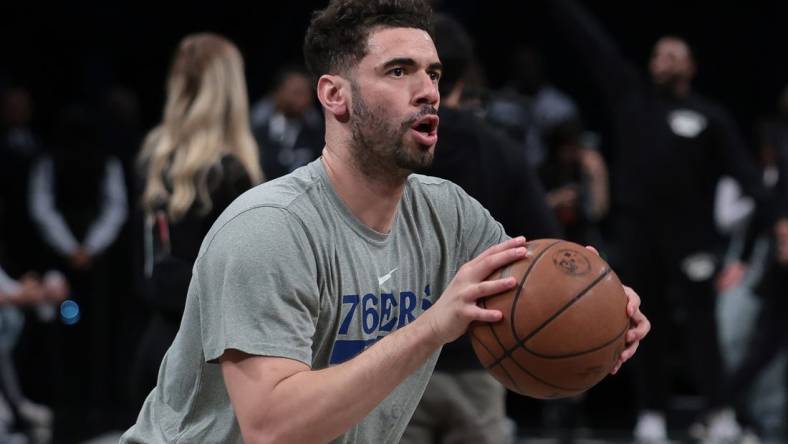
xmin=330 ymin=285 xmax=433 ymax=364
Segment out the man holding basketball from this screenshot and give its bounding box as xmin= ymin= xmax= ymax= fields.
xmin=121 ymin=1 xmax=649 ymax=443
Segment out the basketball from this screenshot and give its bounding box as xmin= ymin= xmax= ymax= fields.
xmin=469 ymin=238 xmax=629 ymax=399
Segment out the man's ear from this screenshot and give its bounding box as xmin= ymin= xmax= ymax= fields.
xmin=316 ymin=74 xmax=350 ymax=122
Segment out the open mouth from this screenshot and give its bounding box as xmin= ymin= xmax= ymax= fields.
xmin=410 ymin=115 xmax=439 ymax=146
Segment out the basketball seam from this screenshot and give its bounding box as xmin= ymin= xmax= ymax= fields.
xmin=485 ymin=267 xmax=612 ymax=370
xmin=469 ymin=330 xmax=521 ymax=392
xmin=478 ymin=242 xmax=623 ymax=396
xmin=502 ymin=267 xmax=623 ymax=392
xmin=479 ymin=297 xmax=511 ymax=375
xmin=522 ymin=320 xmax=628 ymax=359
xmin=486 ymin=347 xmax=588 ymax=393
xmin=510 ymin=240 xmax=564 ymax=341
xmin=479 ymin=239 xmax=562 ymax=392
xmin=520 ymin=268 xmax=613 ymax=346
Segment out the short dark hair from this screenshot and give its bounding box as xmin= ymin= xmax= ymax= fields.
xmin=303 ymin=0 xmax=434 ymax=83
xmin=432 ymin=13 xmax=473 ymax=97
xmin=655 ymin=34 xmax=696 ymax=62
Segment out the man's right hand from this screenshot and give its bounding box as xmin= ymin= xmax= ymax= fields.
xmin=421 ymin=236 xmax=527 ymax=345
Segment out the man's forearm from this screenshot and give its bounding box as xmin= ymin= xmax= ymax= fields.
xmin=238 ymin=315 xmax=442 ymax=444
xmin=227 ymin=238 xmax=527 ymax=444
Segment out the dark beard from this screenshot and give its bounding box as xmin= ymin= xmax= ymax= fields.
xmin=653 ymin=74 xmax=685 ymax=98
xmin=349 ymin=81 xmax=436 ymax=182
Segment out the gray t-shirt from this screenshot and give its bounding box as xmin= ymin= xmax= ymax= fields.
xmin=121 ymin=159 xmax=505 ymax=444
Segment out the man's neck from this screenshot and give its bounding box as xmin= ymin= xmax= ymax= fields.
xmin=657 ymin=79 xmax=692 ymax=99
xmin=321 ymin=145 xmax=406 ymax=234
xmin=673 ymin=80 xmax=691 ymax=98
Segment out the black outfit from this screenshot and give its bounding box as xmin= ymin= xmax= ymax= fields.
xmin=421 ymin=106 xmax=562 ymax=372
xmin=131 ymin=154 xmax=253 ymax=407
xmin=0 ymin=124 xmax=43 ymax=275
xmin=726 ymin=125 xmax=788 ymax=432
xmin=547 ymin=0 xmax=772 ymax=413
xmin=38 ymin=144 xmax=125 ymax=443
xmin=251 ymin=101 xmax=324 ymax=180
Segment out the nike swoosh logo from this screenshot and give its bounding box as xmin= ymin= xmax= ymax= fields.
xmin=378 ymin=267 xmax=398 ymax=286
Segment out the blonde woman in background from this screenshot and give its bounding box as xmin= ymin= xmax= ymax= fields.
xmin=131 ymin=33 xmax=262 ymax=408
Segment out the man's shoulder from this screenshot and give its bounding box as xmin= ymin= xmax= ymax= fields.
xmin=685 ymin=92 xmax=730 ymax=119
xmin=224 ymin=162 xmax=322 ymax=215
xmin=201 ymin=162 xmax=325 ymax=250
xmin=407 ymin=172 xmax=454 ymax=192
xmin=406 ymin=173 xmax=474 ymax=209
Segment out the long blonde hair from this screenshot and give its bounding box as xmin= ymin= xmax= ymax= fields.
xmin=140 ymin=33 xmax=263 ymax=221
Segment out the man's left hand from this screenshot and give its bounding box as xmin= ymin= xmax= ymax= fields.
xmin=611 ymin=285 xmax=650 ymax=374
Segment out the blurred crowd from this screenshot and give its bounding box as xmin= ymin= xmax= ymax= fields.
xmin=1 ymin=1 xmax=787 ymax=443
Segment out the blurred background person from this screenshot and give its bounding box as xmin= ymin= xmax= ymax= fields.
xmin=250 ymin=64 xmax=323 ymax=180
xmin=486 ymin=47 xmax=579 ymax=170
xmin=0 ymin=87 xmax=44 ymax=282
xmin=540 ymin=118 xmax=609 ymax=249
xmin=0 ymin=265 xmax=68 ymax=444
xmin=131 ymin=32 xmax=263 ymax=410
xmin=544 ymin=0 xmax=775 ymax=442
xmin=0 ymin=267 xmax=44 ymax=444
xmin=715 ymin=96 xmax=788 ymax=442
xmin=97 ymin=85 xmax=146 ymax=428
xmin=28 ymin=103 xmax=128 ymax=442
xmin=1 ymin=86 xmax=70 ymax=444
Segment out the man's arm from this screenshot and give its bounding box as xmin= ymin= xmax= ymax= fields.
xmin=716 ymin=113 xmax=772 ymax=207
xmin=544 ymin=0 xmax=642 ymax=109
xmin=220 ymin=237 xmax=527 ymax=444
xmin=28 ymin=156 xmax=80 ymax=257
xmin=713 ymin=112 xmax=776 ymax=263
xmin=0 ymin=268 xmax=44 ymax=305
xmin=83 ymin=157 xmax=128 ymax=256
xmin=0 ymin=266 xmax=21 ymax=304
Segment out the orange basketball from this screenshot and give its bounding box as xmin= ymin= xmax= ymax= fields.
xmin=469 ymin=239 xmax=629 ymax=399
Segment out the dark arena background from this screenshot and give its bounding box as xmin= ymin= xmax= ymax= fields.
xmin=2 ymin=1 xmax=787 ymax=443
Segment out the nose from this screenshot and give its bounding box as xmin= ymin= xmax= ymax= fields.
xmin=412 ymin=71 xmax=439 ymax=107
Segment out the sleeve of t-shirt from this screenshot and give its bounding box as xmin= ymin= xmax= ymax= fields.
xmin=449 ymin=184 xmax=509 ymax=264
xmin=195 ymin=206 xmax=320 ymax=366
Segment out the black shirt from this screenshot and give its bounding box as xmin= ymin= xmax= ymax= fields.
xmin=548 ymin=0 xmax=772 ymax=255
xmin=142 ymin=154 xmax=253 ymax=319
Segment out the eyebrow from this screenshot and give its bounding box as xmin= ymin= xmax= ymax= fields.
xmin=381 ymin=58 xmax=443 ymax=72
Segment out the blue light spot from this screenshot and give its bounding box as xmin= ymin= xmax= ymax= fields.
xmin=60 ymin=300 xmax=80 ymax=325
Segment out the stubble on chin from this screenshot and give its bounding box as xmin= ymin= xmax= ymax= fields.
xmin=348 ymin=81 xmax=435 ymax=183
